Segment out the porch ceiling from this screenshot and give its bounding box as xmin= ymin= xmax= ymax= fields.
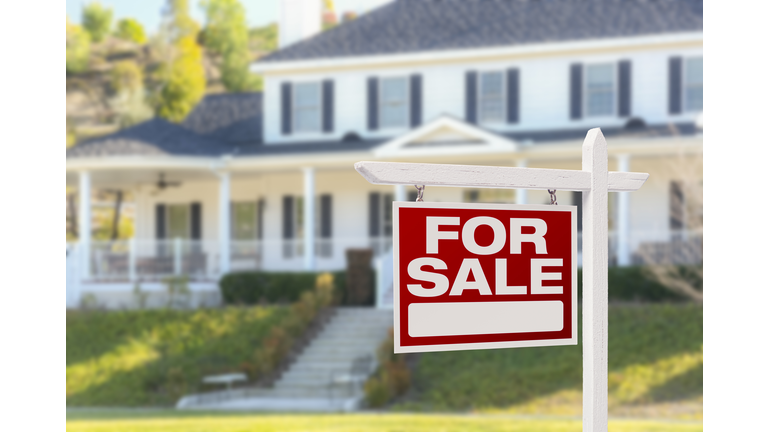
xmin=65 ymin=167 xmax=219 ymax=189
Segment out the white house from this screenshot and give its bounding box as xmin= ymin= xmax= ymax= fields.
xmin=65 ymin=0 xmax=703 ymax=309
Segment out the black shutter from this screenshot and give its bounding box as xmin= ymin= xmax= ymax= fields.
xmin=618 ymin=60 xmax=632 ymax=117
xmin=282 ymin=196 xmax=294 ymax=239
xmin=367 ymin=77 xmax=378 ymax=130
xmin=155 ymin=204 xmax=166 ymax=239
xmin=369 ymin=192 xmax=381 ymax=237
xmin=320 ymin=194 xmax=332 ymax=238
xmin=669 ymin=181 xmax=685 ymax=230
xmin=322 ymin=79 xmax=334 ymax=133
xmin=465 ymin=71 xmax=477 ymax=123
xmin=257 ymin=199 xmax=265 ymax=240
xmin=190 ymin=202 xmax=201 ymax=240
xmin=669 ymin=57 xmax=682 ymax=115
xmin=507 ymin=68 xmax=520 ymax=123
xmin=410 ymin=74 xmax=422 ymax=127
xmin=281 ymin=82 xmax=292 ymax=135
xmin=570 ymin=63 xmax=583 ymax=120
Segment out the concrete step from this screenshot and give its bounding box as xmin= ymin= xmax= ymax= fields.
xmin=177 ymin=306 xmax=394 ymax=412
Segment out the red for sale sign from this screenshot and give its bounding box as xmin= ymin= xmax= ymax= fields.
xmin=393 ymin=201 xmax=578 ymax=353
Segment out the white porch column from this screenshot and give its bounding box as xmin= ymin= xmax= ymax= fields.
xmin=303 ymin=167 xmax=316 ymax=271
xmin=78 ymin=171 xmax=91 ymax=280
xmin=394 ymin=184 xmax=407 ymax=202
xmin=218 ymin=172 xmax=231 ymax=275
xmin=616 ymin=154 xmax=631 ymax=266
xmin=516 ymin=159 xmax=527 ymax=204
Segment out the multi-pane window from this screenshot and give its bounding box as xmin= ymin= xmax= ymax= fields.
xmin=293 ymin=82 xmax=321 ymax=133
xmin=585 ymin=63 xmax=615 ymax=117
xmin=167 ymin=204 xmax=190 ymax=239
xmin=232 ymin=202 xmax=257 ymax=240
xmin=380 ymin=77 xmax=408 ymax=128
xmin=479 ymin=71 xmax=504 ymax=123
xmin=684 ymin=57 xmax=703 ymax=112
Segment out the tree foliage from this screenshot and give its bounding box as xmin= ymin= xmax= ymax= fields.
xmin=115 ymin=18 xmax=147 ymax=44
xmin=155 ymin=0 xmax=206 ymax=122
xmin=66 ymin=17 xmax=91 ymax=74
xmin=249 ymin=23 xmax=278 ymax=54
xmin=81 ymin=2 xmax=113 ymax=43
xmin=109 ymin=61 xmax=153 ymax=127
xmin=201 ymin=0 xmax=256 ymax=92
xmin=110 ymin=61 xmax=144 ymax=93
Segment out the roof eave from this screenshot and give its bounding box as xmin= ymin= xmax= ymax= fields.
xmin=250 ymin=32 xmax=703 ymax=75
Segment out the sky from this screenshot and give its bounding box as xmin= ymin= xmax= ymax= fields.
xmin=66 ymin=0 xmax=393 ymax=32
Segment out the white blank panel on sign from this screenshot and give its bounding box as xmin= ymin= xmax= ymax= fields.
xmin=408 ymin=301 xmax=564 ymax=337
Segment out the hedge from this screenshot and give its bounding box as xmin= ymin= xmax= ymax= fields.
xmin=579 ymin=265 xmax=702 ymax=302
xmin=221 ymin=265 xmax=700 ymax=306
xmin=219 ymin=270 xmax=376 ymax=306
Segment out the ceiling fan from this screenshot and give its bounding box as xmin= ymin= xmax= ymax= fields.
xmin=151 ymin=173 xmax=181 ymax=195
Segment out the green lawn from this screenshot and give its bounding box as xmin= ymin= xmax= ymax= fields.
xmin=66 ymin=410 xmax=702 ymax=432
xmin=67 ymin=306 xmax=290 ymax=406
xmin=397 ymin=304 xmax=702 ymax=419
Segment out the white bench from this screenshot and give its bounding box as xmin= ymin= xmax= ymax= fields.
xmin=202 ymin=372 xmax=248 ymax=390
xmin=327 ymin=354 xmax=375 ymax=402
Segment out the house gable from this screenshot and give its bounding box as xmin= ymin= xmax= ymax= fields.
xmin=373 ymin=115 xmax=518 ymax=158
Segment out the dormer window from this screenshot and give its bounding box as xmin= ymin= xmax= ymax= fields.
xmin=479 ymin=71 xmax=505 ymax=123
xmin=380 ymin=77 xmax=409 ymax=129
xmin=684 ymin=57 xmax=703 ymax=112
xmin=585 ymin=63 xmax=615 ymax=117
xmin=293 ymin=82 xmax=322 ymax=133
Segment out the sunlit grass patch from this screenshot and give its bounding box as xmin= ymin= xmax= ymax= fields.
xmin=65 ymin=411 xmax=703 ymax=432
xmin=66 ymin=306 xmax=289 ymax=406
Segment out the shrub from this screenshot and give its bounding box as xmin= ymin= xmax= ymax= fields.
xmin=242 ymin=273 xmax=337 ymax=381
xmin=220 ymin=270 xmax=347 ymax=305
xmin=364 ymin=328 xmax=411 ymax=407
xmin=576 ymin=266 xmax=701 ymax=303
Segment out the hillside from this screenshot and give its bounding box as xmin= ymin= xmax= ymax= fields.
xmin=66 ymin=23 xmax=278 ymax=145
xmin=396 ymin=303 xmax=703 ymax=420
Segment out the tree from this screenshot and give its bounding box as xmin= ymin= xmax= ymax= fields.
xmin=201 ymin=0 xmax=256 ymax=92
xmin=109 ymin=61 xmax=153 ymax=126
xmin=154 ymin=0 xmax=206 ymax=122
xmin=115 ymin=18 xmax=147 ymax=44
xmin=66 ymin=17 xmax=91 ymax=73
xmin=82 ymin=2 xmax=113 ymax=43
xmin=635 ymin=140 xmax=703 ymax=303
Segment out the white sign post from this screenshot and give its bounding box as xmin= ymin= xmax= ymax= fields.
xmin=356 ymin=128 xmax=648 ymax=432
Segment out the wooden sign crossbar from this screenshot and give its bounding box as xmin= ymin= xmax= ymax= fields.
xmin=355 ymin=128 xmax=648 ymax=432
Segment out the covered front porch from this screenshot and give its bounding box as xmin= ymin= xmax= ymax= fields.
xmin=66 ymin=116 xmax=703 ymax=309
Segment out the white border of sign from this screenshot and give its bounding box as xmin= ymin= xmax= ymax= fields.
xmin=392 ymin=201 xmax=578 ymax=354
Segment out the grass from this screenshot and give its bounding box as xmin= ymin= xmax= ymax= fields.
xmin=396 ymin=303 xmax=702 ymax=420
xmin=66 ymin=410 xmax=703 ymax=432
xmin=66 ymin=306 xmax=290 ymax=407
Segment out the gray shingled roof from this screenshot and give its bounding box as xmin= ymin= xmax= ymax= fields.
xmin=66 ymin=118 xmax=232 ymax=158
xmin=181 ymin=92 xmax=262 ymax=143
xmin=258 ymin=0 xmax=703 ymax=63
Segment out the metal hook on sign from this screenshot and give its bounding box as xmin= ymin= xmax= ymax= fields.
xmin=548 ymin=189 xmax=558 ymax=205
xmin=414 ymin=185 xmax=425 ymax=202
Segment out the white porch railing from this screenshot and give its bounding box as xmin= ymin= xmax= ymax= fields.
xmin=73 ymin=230 xmax=701 ymax=283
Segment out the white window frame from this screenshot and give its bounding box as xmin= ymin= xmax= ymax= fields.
xmin=683 ymin=56 xmax=703 ymax=113
xmin=477 ymin=70 xmax=506 ymax=124
xmin=292 ymin=81 xmax=322 ymax=134
xmin=378 ymin=76 xmax=409 ymax=130
xmin=583 ymin=62 xmax=618 ymax=118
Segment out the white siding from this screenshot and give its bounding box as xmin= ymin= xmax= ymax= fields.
xmin=262 ymin=44 xmax=702 ymax=145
